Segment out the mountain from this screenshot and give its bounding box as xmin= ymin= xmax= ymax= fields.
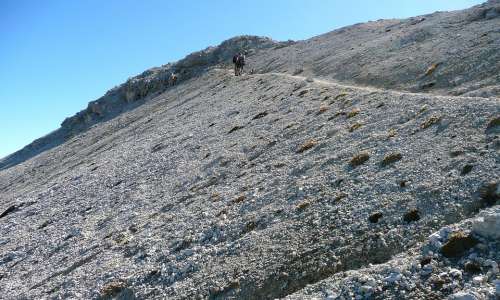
xmin=0 ymin=1 xmax=499 ymax=299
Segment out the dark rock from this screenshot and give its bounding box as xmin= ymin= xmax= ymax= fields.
xmin=368 ymin=212 xmax=383 ymax=223
xmin=460 ymin=164 xmax=473 ymax=175
xmin=420 ymin=256 xmax=432 ymax=267
xmin=464 ymin=260 xmax=482 ymax=274
xmin=403 ymin=209 xmax=420 ymax=222
xmin=0 ymin=205 xmax=18 ymax=219
xmin=420 ymin=81 xmax=436 ymax=90
xmin=228 ymin=126 xmax=244 ymax=134
xmin=252 ymin=112 xmax=268 ymax=120
xmin=298 ymin=90 xmax=309 ymax=97
xmin=486 ymin=116 xmax=500 ymax=133
xmin=478 ymin=181 xmax=499 ymax=206
xmin=233 ymin=195 xmax=245 ymax=204
xmin=151 ymin=143 xmax=166 ymax=153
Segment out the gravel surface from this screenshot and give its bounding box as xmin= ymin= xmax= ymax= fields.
xmin=0 ymin=1 xmax=499 ymax=299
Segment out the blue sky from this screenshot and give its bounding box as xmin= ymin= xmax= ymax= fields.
xmin=0 ymin=0 xmax=484 ymax=159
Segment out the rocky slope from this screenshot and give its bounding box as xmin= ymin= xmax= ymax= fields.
xmin=2 ymin=1 xmax=500 ymax=172
xmin=1 ymin=1 xmax=499 ymax=299
xmin=249 ymin=0 xmax=500 ymax=98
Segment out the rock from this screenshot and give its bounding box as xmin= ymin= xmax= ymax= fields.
xmin=460 ymin=164 xmax=473 ymax=175
xmin=449 ymin=268 xmax=462 ymax=278
xmin=403 ymin=208 xmax=420 ymax=223
xmin=298 ymin=89 xmax=309 ymax=96
xmin=486 ymin=116 xmax=500 ymax=133
xmin=359 ymin=285 xmax=373 ymax=295
xmin=472 ymin=275 xmax=484 ymax=285
xmin=325 ymin=290 xmax=339 ymax=300
xmin=228 ymin=125 xmax=244 ymax=134
xmin=233 ymin=195 xmax=246 ymax=204
xmin=472 ymin=206 xmax=500 ymax=239
xmin=494 ymin=280 xmax=500 ymax=297
xmin=88 ymin=101 xmax=103 ymax=115
xmin=428 ymin=227 xmax=452 ymax=249
xmin=477 ymin=181 xmax=499 ymax=207
xmin=421 ymin=264 xmax=433 ymax=276
xmin=252 ymin=112 xmax=268 ymax=120
xmin=486 ymin=260 xmax=499 ymax=274
xmin=448 ymin=291 xmax=479 ymax=300
xmin=441 ymin=232 xmax=479 ymax=258
xmin=420 ymin=256 xmax=432 ymax=267
xmin=0 ymin=204 xmax=18 ymax=219
xmin=485 ymin=7 xmax=500 ymax=19
xmin=368 ymin=212 xmax=383 ymax=223
xmin=384 ymin=272 xmax=402 ymax=283
xmin=464 ymin=261 xmax=482 ymax=274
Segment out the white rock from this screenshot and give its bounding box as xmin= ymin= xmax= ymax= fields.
xmin=472 ymin=206 xmax=500 ymax=240
xmin=421 ymin=265 xmax=433 ymax=276
xmin=484 ymin=259 xmax=499 ymax=275
xmin=448 ymin=292 xmax=478 ymax=300
xmin=472 ymin=275 xmax=484 ymax=285
xmin=325 ymin=289 xmax=338 ymax=300
xmin=359 ymin=285 xmax=373 ymax=295
xmin=494 ymin=280 xmax=500 ymax=296
xmin=449 ymin=268 xmax=462 ymax=278
xmin=384 ymin=272 xmax=402 ymax=283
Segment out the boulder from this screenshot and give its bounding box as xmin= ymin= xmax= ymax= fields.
xmin=472 ymin=206 xmax=500 ymax=240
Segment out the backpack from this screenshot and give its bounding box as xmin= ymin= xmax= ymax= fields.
xmin=233 ymin=55 xmax=238 ymax=64
xmin=237 ymin=55 xmax=245 ymax=66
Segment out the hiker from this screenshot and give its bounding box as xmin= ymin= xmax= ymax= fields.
xmin=236 ymin=52 xmax=246 ymax=76
xmin=233 ymin=53 xmax=240 ymax=76
xmin=170 ymin=72 xmax=178 ymax=86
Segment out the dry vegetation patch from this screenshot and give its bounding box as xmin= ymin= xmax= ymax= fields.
xmin=350 ymin=152 xmax=370 ymax=167
xmin=297 ymin=139 xmax=318 ymax=153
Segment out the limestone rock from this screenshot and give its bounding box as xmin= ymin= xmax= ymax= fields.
xmin=472 ymin=206 xmax=500 ymax=240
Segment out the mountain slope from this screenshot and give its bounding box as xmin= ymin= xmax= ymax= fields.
xmin=250 ymin=0 xmax=500 ymax=97
xmin=2 ymin=1 xmax=500 ymax=171
xmin=1 ymin=68 xmax=498 ymax=299
xmin=0 ymin=1 xmax=499 ymax=299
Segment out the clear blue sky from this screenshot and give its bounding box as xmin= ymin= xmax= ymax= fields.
xmin=0 ymin=0 xmax=483 ymax=159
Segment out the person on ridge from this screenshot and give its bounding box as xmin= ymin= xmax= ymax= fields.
xmin=237 ymin=51 xmax=246 ymax=76
xmin=170 ymin=72 xmax=178 ymax=86
xmin=233 ymin=53 xmax=240 ymax=76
